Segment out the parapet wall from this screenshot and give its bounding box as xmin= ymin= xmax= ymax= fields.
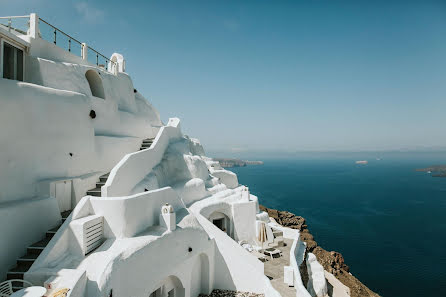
xmin=102 ymin=118 xmax=182 ymax=197
xmin=90 ymin=187 xmax=185 ymax=238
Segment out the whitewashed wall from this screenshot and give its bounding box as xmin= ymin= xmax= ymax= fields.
xmin=0 ymin=49 xmax=161 ymax=279
xmin=194 ymin=214 xmax=279 ymax=296
xmin=90 ymin=187 xmax=184 ymax=238
xmin=102 ymin=118 xmax=182 ymax=197
xmin=95 ymin=229 xmax=214 ymax=297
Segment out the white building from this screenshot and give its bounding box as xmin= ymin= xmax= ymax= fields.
xmin=0 ymin=14 xmax=325 ymax=297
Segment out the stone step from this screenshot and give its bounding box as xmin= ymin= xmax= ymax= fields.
xmin=46 ymin=225 xmax=62 ymax=239
xmin=27 ymin=237 xmax=51 ymax=255
xmin=61 ymin=210 xmax=72 ymax=219
xmin=86 ymin=187 xmax=101 ymax=197
xmin=142 ymin=140 xmax=154 ymax=144
xmin=17 ymin=254 xmax=39 ymax=265
xmin=96 ymin=181 xmax=106 ymax=188
xmin=6 ymin=262 xmax=33 ymax=280
xmin=99 ymin=173 xmax=109 ymax=182
xmin=17 ymin=253 xmax=39 ymax=265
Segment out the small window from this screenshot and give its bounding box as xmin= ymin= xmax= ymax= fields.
xmin=3 ymin=41 xmax=24 ymax=81
xmin=85 ymin=69 xmax=105 ymax=99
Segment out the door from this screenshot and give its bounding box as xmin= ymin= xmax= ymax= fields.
xmin=55 ymin=180 xmax=72 ymax=212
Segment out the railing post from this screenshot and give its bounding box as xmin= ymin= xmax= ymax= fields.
xmin=81 ymin=43 xmax=88 ymax=60
xmin=29 ymin=13 xmax=39 ymax=39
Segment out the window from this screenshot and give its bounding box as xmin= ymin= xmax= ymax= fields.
xmin=85 ymin=69 xmax=105 ymax=99
xmin=2 ymin=41 xmax=24 ymax=81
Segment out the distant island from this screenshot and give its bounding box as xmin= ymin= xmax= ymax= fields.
xmin=416 ymin=165 xmax=446 ymax=177
xmin=213 ymin=158 xmax=264 ymax=168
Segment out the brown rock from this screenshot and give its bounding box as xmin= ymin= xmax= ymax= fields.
xmin=259 ymin=204 xmax=380 ymax=297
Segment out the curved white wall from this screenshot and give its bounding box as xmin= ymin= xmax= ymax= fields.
xmin=103 ymin=118 xmax=182 ymax=197
xmin=95 ymin=228 xmax=214 ymax=297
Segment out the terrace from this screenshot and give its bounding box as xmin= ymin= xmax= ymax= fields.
xmin=0 ymin=14 xmax=117 ymax=73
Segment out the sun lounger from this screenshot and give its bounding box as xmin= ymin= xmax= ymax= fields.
xmin=263 ymin=248 xmax=283 ymax=260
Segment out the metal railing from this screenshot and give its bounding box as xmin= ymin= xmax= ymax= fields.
xmin=0 ymin=15 xmax=30 ymax=35
xmin=0 ymin=15 xmax=117 ymax=73
xmin=38 ymin=18 xmax=84 ymax=57
xmin=87 ymin=46 xmax=114 ymax=71
xmin=38 ymin=17 xmax=116 ymax=72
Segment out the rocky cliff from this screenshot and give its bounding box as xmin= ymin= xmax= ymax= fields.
xmin=259 ymin=205 xmax=380 ymax=297
xmin=213 ymin=158 xmax=263 ymax=168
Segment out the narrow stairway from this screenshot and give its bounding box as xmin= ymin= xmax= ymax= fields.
xmin=5 ymin=210 xmax=72 ymax=292
xmin=85 ymin=138 xmax=153 ymax=197
xmin=85 ymin=173 xmax=110 ymax=197
xmin=140 ymin=137 xmax=154 ymax=150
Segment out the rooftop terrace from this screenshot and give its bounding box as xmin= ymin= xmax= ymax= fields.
xmin=0 ymin=14 xmax=117 ymax=72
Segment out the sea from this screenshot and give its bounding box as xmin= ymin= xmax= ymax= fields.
xmin=227 ymin=152 xmax=446 ymax=297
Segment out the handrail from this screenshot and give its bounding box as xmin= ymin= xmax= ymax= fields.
xmin=0 ymin=15 xmax=30 ymax=35
xmin=1 ymin=15 xmax=117 ymax=72
xmin=38 ymin=17 xmax=83 ymax=46
xmin=38 ymin=17 xmax=117 ymax=71
xmin=0 ymin=16 xmax=30 ymax=19
xmin=88 ymin=46 xmax=112 ymax=66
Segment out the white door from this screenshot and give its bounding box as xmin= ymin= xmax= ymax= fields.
xmin=55 ymin=180 xmax=72 ymax=212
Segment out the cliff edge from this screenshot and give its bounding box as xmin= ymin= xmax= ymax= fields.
xmin=259 ymin=205 xmax=380 ymax=297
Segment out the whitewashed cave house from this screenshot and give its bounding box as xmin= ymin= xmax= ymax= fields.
xmin=0 ymin=13 xmax=319 ymax=297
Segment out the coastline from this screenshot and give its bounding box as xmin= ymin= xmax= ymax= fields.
xmin=213 ymin=158 xmax=264 ymax=168
xmin=259 ymin=205 xmax=380 ymax=297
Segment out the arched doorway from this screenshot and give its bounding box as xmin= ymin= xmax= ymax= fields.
xmin=208 ymin=211 xmax=231 ymax=236
xmin=190 ymin=253 xmax=210 ymax=297
xmin=150 ymin=275 xmax=185 ymax=297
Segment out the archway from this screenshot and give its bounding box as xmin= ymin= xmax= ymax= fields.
xmin=85 ymin=69 xmax=105 ymax=99
xmin=208 ymin=211 xmax=231 ymax=236
xmin=150 ymin=275 xmax=184 ymax=297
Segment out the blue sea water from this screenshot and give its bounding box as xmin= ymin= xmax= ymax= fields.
xmin=228 ymin=153 xmax=446 ymax=297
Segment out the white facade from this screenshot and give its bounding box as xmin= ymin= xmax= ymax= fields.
xmin=0 ymin=13 xmax=321 ymax=297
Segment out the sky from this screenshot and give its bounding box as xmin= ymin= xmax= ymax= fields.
xmin=3 ymin=0 xmax=446 ymax=155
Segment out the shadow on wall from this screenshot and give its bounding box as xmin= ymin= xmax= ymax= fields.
xmin=190 ymin=253 xmax=210 ymax=297
xmin=212 ymin=244 xmax=236 ymax=291
xmin=83 ymin=239 xmax=117 ymax=297
xmin=25 ymin=56 xmax=44 ymax=85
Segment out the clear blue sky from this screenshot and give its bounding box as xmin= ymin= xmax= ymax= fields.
xmin=3 ymin=0 xmax=446 ymax=153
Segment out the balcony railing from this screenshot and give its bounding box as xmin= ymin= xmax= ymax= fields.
xmin=0 ymin=15 xmax=30 ymax=35
xmin=0 ymin=14 xmax=117 ymax=73
xmin=38 ymin=17 xmax=116 ymax=72
xmin=38 ymin=18 xmax=84 ymax=58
